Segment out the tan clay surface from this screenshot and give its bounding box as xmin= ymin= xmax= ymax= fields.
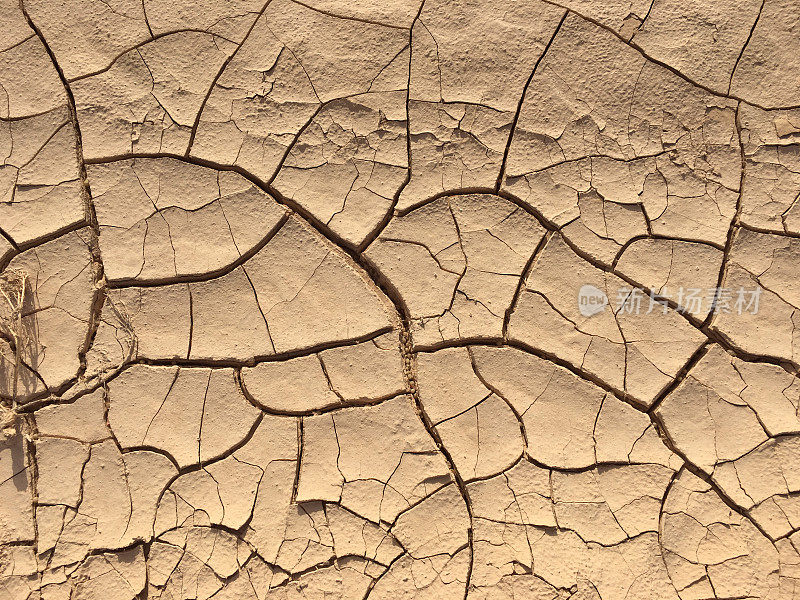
xmin=1 ymin=0 xmax=800 ymax=598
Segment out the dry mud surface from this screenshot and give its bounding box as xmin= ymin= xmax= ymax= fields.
xmin=1 ymin=0 xmax=800 ymax=598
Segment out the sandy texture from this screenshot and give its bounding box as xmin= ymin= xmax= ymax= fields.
xmin=1 ymin=0 xmax=800 ymax=598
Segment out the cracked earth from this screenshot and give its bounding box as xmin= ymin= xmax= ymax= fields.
xmin=1 ymin=0 xmax=800 ymax=598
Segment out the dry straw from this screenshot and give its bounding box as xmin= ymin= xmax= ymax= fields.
xmin=0 ymin=268 xmax=28 ymax=437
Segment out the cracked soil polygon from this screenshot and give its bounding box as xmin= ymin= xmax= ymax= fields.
xmin=2 ymin=0 xmax=800 ymax=599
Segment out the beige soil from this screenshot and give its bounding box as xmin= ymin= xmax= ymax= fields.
xmin=1 ymin=0 xmax=800 ymax=598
